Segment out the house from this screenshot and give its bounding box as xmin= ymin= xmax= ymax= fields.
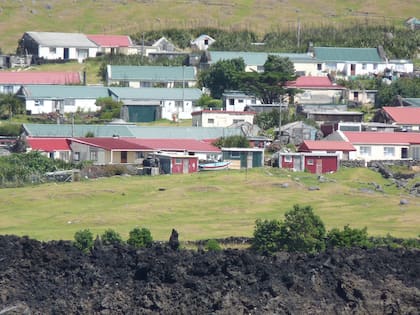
xmin=26 ymin=137 xmax=72 ymax=162
xmin=347 ymin=89 xmax=377 ymax=106
xmin=0 ymin=71 xmax=82 ymax=94
xmin=155 ymin=153 xmax=199 ymax=174
xmin=109 ymin=87 xmax=203 ymax=122
xmin=298 ymin=140 xmax=356 ymax=160
xmin=86 ymin=34 xmax=134 ymax=55
xmin=399 ymin=98 xmax=420 ymax=107
xmin=16 ymin=85 xmax=109 ymax=115
xmin=304 ymin=109 xmax=364 ymax=125
xmin=106 ymin=65 xmax=196 ymax=88
xmin=222 ymin=90 xmax=261 ymax=111
xmin=321 ymin=121 xmax=399 ymax=137
xmin=279 ymin=121 xmax=320 ymax=146
xmin=372 ymin=107 xmax=420 ymax=132
xmin=405 ymin=17 xmax=420 ymax=30
xmin=221 ymin=147 xmax=264 ymax=169
xmin=286 ymin=76 xmax=346 ymax=105
xmin=191 ymin=34 xmax=215 ymax=51
xmin=20 ymin=32 xmax=98 ymax=63
xmin=277 ymin=152 xmax=339 ymax=174
xmin=338 ymin=131 xmax=420 ymax=161
xmin=191 ymin=110 xmax=256 ymax=127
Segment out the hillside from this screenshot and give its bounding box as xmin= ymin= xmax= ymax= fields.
xmin=0 ymin=0 xmax=419 ymax=53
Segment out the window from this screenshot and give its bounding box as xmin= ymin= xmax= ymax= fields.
xmin=175 ymin=158 xmax=182 ymax=165
xmin=207 ymin=118 xmax=214 ymax=124
xmin=230 ymin=151 xmax=240 ymax=158
xmin=362 ymin=63 xmax=367 ymax=70
xmin=238 ymin=99 xmax=244 ymax=103
xmin=204 ymin=39 xmax=209 ymax=45
xmin=307 ymin=159 xmax=314 ymax=165
xmin=373 ymin=64 xmax=378 ymax=70
xmin=34 ymin=99 xmax=44 ymax=106
xmin=64 ymin=99 xmax=75 ymax=106
xmin=90 ymin=151 xmax=98 ymax=161
xmin=49 ymin=47 xmax=56 ymax=54
xmin=74 ymin=152 xmax=80 ymax=161
xmin=284 ymin=155 xmax=292 ymax=163
xmin=233 ymin=119 xmax=244 ymax=124
xmin=136 ymin=152 xmax=145 ymax=159
xmin=175 ymin=101 xmax=183 ymax=110
xmin=360 ymin=146 xmax=371 ymax=156
xmin=3 ymin=85 xmax=13 ymax=94
xmin=384 ymin=147 xmax=395 ymax=157
xmin=229 ymin=99 xmax=235 ymax=105
xmin=317 ymin=63 xmax=322 ymax=70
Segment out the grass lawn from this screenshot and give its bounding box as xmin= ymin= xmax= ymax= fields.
xmin=0 ymin=167 xmax=418 ymax=242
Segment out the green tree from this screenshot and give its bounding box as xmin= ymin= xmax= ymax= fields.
xmin=197 ymin=94 xmax=222 ymax=109
xmin=0 ymin=94 xmax=25 ymax=119
xmin=199 ymin=58 xmax=245 ymax=99
xmin=279 ymin=204 xmax=326 ymax=253
xmin=326 ymin=225 xmax=372 ymax=249
xmin=95 ymin=97 xmax=123 ymax=120
xmin=205 ymin=239 xmax=222 ymax=251
xmin=212 ymin=135 xmax=250 ymax=148
xmin=127 ymin=227 xmax=153 ymax=248
xmin=101 ymin=229 xmax=123 ymax=245
xmin=252 ymin=219 xmax=282 ymax=254
xmin=376 ymin=78 xmax=420 ymax=107
xmin=74 ymin=229 xmax=94 ymax=253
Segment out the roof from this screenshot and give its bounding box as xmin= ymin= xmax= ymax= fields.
xmin=191 ymin=110 xmax=256 ymax=116
xmin=343 ymin=131 xmax=420 ymax=145
xmin=383 ymin=107 xmax=420 ymax=124
xmin=402 ymin=98 xmax=420 ymax=107
xmin=86 ymin=34 xmax=132 ymax=47
xmin=0 ymin=72 xmax=81 ymax=85
xmin=314 ymin=47 xmax=383 ymax=63
xmin=109 ymin=87 xmax=202 ymax=101
xmin=25 ymin=32 xmax=97 ymax=48
xmin=298 ymin=140 xmax=356 ymax=152
xmin=23 ymin=124 xmax=135 ymax=138
xmin=108 ymin=65 xmax=196 ymax=81
xmin=125 ymin=138 xmax=221 ymax=153
xmin=71 ymin=138 xmax=149 ymax=151
xmin=127 ymin=126 xmax=243 ymax=140
xmin=208 ymin=51 xmax=314 ymax=66
xmin=19 ymin=85 xmax=109 ymax=99
xmin=286 ymin=76 xmax=345 ymax=89
xmin=26 ymin=137 xmax=70 ymax=151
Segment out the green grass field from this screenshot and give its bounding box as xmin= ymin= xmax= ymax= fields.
xmin=0 ymin=167 xmax=418 ymax=242
xmin=0 ymin=0 xmax=419 ymax=53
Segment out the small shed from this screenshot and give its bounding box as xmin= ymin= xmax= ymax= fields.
xmin=278 ymin=152 xmax=339 ymax=174
xmin=156 ymin=153 xmax=198 ymax=174
xmin=221 ymin=147 xmax=264 ymax=169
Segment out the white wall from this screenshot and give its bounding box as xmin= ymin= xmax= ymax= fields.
xmin=352 ymin=144 xmax=408 ymax=162
xmin=26 ymin=99 xmax=100 ymax=115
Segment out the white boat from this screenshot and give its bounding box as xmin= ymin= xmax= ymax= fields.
xmin=198 ymin=160 xmax=230 ymax=171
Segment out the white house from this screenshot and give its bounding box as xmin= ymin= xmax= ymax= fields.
xmin=20 ymin=32 xmax=98 ymax=62
xmin=222 ymin=90 xmax=262 ymax=111
xmin=191 ymin=110 xmax=256 ymax=127
xmin=191 ymin=34 xmax=215 ymax=51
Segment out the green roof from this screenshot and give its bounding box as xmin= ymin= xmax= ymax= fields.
xmin=314 ymin=47 xmax=383 ymax=63
xmin=209 ymin=51 xmax=314 ymax=66
xmin=23 ymin=124 xmax=134 ymax=138
xmin=127 ymin=126 xmax=242 ymax=139
xmin=20 ymin=85 xmax=109 ymax=99
xmin=403 ymin=98 xmax=420 ymax=107
xmin=109 ymin=87 xmax=203 ymax=101
xmin=108 ymin=65 xmax=196 ymax=81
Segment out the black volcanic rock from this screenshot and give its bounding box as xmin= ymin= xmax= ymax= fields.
xmin=0 ymin=235 xmax=419 ymax=314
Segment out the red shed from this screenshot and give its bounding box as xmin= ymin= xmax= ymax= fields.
xmin=156 ymin=153 xmax=199 ymax=174
xmin=277 ymin=152 xmax=339 ymax=174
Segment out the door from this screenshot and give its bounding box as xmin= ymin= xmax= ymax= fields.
xmin=350 ymin=64 xmax=356 ymax=76
xmin=401 ymin=148 xmax=408 ymax=159
xmin=316 ymin=159 xmax=323 ymax=174
xmin=353 ymin=91 xmax=359 ymax=101
xmin=121 ymin=151 xmax=127 ymax=163
xmin=183 ymin=159 xmax=189 ymax=174
xmin=64 ymin=48 xmax=69 ymax=59
xmin=293 ymin=156 xmax=302 ymax=171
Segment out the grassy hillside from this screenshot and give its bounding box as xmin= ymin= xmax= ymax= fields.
xmin=0 ymin=167 xmax=418 ymax=242
xmin=0 ymin=0 xmax=419 ymax=53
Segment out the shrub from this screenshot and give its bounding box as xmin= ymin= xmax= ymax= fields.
xmin=327 ymin=225 xmax=372 ymax=249
xmin=205 ymin=239 xmax=222 ymax=251
xmin=101 ymin=229 xmax=123 ymax=245
xmin=252 ymin=219 xmax=282 ymax=254
xmin=127 ymin=227 xmax=153 ymax=248
xmin=74 ymin=229 xmax=94 ymax=253
xmin=279 ymin=204 xmax=326 ymax=253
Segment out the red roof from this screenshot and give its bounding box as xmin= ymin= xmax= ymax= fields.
xmin=298 ymin=140 xmax=356 ymax=152
xmin=86 ymin=34 xmax=132 ymax=47
xmin=27 ymin=138 xmax=70 ymax=151
xmin=0 ymin=72 xmax=81 ymax=85
xmin=125 ymin=138 xmax=221 ymax=153
xmin=286 ymin=76 xmax=344 ymax=89
xmin=343 ymin=131 xmax=420 ymax=144
xmin=72 ymin=138 xmax=150 ymax=151
xmin=383 ymin=107 xmax=420 ymax=125
xmin=191 ymin=110 xmax=256 ymax=116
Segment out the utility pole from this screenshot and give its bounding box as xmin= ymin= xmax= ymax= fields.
xmin=278 ymin=99 xmax=282 ymax=141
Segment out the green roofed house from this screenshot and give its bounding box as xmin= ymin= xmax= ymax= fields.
xmin=16 ymin=85 xmax=109 ymax=115
xmin=108 ymin=87 xmax=203 ymax=122
xmin=106 ymin=65 xmax=197 ymax=88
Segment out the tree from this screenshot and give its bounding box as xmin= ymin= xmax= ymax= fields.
xmin=0 ymin=94 xmax=25 ymax=119
xmin=74 ymin=229 xmax=94 ymax=253
xmin=205 ymin=239 xmax=222 ymax=251
xmin=279 ymin=204 xmax=326 ymax=253
xmin=326 ymin=225 xmax=372 ymax=249
xmin=375 ymin=78 xmax=420 ymax=107
xmin=101 ymin=229 xmax=123 ymax=245
xmin=127 ymin=227 xmax=153 ymax=248
xmin=199 ymin=58 xmax=245 ymax=99
xmin=95 ymin=97 xmax=123 ymax=120
xmin=197 ymin=94 xmax=222 ymax=109
xmin=252 ymin=219 xmax=282 ymax=254
xmin=238 ymin=56 xmax=296 ymax=104
xmin=212 ymin=135 xmax=250 ymax=148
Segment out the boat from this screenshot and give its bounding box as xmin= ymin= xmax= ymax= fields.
xmin=198 ymin=160 xmax=231 ymax=171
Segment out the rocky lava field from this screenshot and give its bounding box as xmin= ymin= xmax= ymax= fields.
xmin=0 ymin=235 xmax=419 ymax=314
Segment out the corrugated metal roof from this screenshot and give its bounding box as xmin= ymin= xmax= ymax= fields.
xmin=125 ymin=138 xmax=221 ymax=152
xmin=209 ymin=51 xmax=315 ymax=66
xmin=20 ymin=85 xmax=109 ymax=99
xmin=109 ymin=87 xmax=202 ymax=100
xmin=343 ymin=131 xmax=420 ymax=144
xmin=299 ymin=140 xmax=356 ymax=152
xmin=286 ymin=76 xmax=345 ymax=89
xmin=23 ymin=124 xmax=135 ymax=138
xmin=71 ymin=137 xmax=149 ymax=150
xmin=25 ymin=32 xmax=98 ymax=48
xmin=384 ymin=107 xmax=420 ymax=124
xmin=86 ymin=34 xmax=132 ymax=47
xmin=314 ymin=47 xmax=383 ymax=63
xmin=108 ymin=65 xmax=196 ymax=81
xmin=402 ymin=98 xmax=420 ymax=107
xmin=127 ymin=126 xmax=242 ymax=140
xmin=0 ymin=72 xmax=81 ymax=85
xmin=26 ymin=137 xmax=70 ymax=151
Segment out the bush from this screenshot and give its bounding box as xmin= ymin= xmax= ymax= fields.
xmin=327 ymin=225 xmax=372 ymax=249
xmin=252 ymin=219 xmax=282 ymax=254
xmin=205 ymin=239 xmax=222 ymax=251
xmin=74 ymin=229 xmax=94 ymax=253
xmin=127 ymin=227 xmax=153 ymax=248
xmin=101 ymin=229 xmax=123 ymax=245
